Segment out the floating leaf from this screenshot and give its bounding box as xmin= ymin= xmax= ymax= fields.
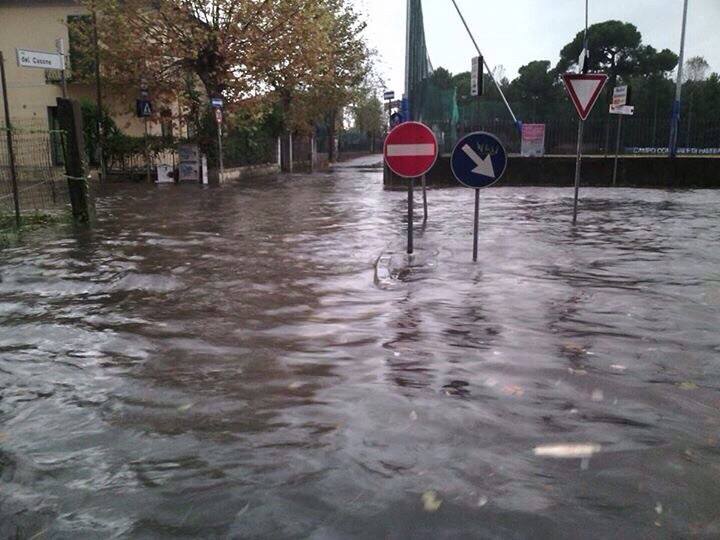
xmin=421 ymin=490 xmax=442 ymax=512
xmin=409 ymin=410 xmax=418 ymax=421
xmin=478 ymin=496 xmax=488 ymax=508
xmin=177 ymin=403 xmax=193 ymax=412
xmin=655 ymin=502 xmax=663 ymax=514
xmin=678 ymin=382 xmax=698 ymax=391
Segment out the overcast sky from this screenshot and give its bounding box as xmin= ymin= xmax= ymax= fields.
xmin=354 ymin=0 xmax=720 ymax=94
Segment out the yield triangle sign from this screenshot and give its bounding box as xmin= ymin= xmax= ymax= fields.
xmin=562 ymin=73 xmax=608 ymax=120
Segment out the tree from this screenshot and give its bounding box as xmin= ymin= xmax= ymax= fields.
xmin=685 ymin=56 xmax=710 ymax=82
xmin=508 ymin=61 xmax=563 ymax=120
xmin=80 ymin=0 xmax=371 ymax=165
xmin=557 ymin=20 xmax=641 ymax=84
xmin=352 ymin=88 xmax=384 ymax=152
xmin=633 ymin=46 xmax=678 ymax=145
xmin=683 ymin=56 xmax=711 ymax=146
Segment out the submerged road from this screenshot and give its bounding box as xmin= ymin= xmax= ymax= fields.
xmin=1 ymin=165 xmax=720 ymax=538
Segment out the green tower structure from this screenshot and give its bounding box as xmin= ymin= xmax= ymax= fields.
xmin=405 ymin=0 xmax=459 ymax=152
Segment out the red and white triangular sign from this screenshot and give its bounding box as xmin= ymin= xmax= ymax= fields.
xmin=562 ymin=73 xmax=608 ymax=120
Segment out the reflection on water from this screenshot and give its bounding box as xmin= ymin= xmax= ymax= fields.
xmin=1 ymin=172 xmax=720 ymax=538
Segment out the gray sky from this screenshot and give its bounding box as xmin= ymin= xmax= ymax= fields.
xmin=355 ymin=0 xmax=720 ymax=94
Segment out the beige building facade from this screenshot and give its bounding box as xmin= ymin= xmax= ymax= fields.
xmin=0 ymin=0 xmax=165 ymax=137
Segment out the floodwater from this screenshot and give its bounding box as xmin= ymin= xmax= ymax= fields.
xmin=1 ymin=162 xmax=720 ymax=538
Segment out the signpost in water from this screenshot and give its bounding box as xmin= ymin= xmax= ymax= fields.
xmin=384 ymin=122 xmax=438 ymax=255
xmin=562 ymin=72 xmax=608 ymax=224
xmin=450 ymin=132 xmax=508 ymax=262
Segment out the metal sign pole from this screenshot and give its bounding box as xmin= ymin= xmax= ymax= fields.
xmin=144 ymin=116 xmax=150 ymax=182
xmin=407 ymin=178 xmax=414 ymax=254
xmin=56 ymin=38 xmax=68 ymax=99
xmin=473 ymin=188 xmax=480 ymax=262
xmin=0 ymin=52 xmax=21 ymax=228
xmin=91 ymin=5 xmax=106 ymax=180
xmin=217 ymin=117 xmax=224 ymax=181
xmin=421 ymin=174 xmax=428 ymax=221
xmin=572 ymin=119 xmax=585 ymax=225
xmin=612 ymin=115 xmax=623 ymax=186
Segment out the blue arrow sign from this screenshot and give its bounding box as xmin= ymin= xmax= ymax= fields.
xmin=450 ymin=132 xmax=507 ymax=189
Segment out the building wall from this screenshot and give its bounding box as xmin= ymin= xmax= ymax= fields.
xmin=0 ymin=0 xmax=165 ymax=136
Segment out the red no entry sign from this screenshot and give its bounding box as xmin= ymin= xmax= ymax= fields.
xmin=384 ymin=122 xmax=438 ymax=178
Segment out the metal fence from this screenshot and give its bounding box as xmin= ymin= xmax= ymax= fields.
xmin=445 ymin=115 xmax=720 ymax=156
xmin=0 ymin=126 xmax=70 ymax=220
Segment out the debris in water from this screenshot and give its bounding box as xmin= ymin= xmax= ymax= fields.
xmin=655 ymin=502 xmax=663 ymax=514
xmin=678 ymin=381 xmax=698 ymax=390
xmin=288 ymin=382 xmax=304 ymax=390
xmin=568 ymin=368 xmax=587 ymax=376
xmin=177 ymin=403 xmax=193 ymax=412
xmin=533 ymin=443 xmax=601 ymax=459
xmin=562 ymin=342 xmax=586 ymax=355
xmin=478 ymin=496 xmax=488 ymax=508
xmin=422 ymin=490 xmax=442 ymax=512
xmin=409 ymin=410 xmax=418 ymax=421
xmin=591 ymin=389 xmax=604 ymax=402
xmin=610 ymin=364 xmax=627 ymax=372
xmin=501 ymin=384 xmax=525 ymax=397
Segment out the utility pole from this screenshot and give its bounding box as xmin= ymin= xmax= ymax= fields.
xmin=572 ymin=0 xmax=590 ymax=226
xmin=91 ymin=4 xmax=106 ymax=179
xmin=669 ymin=0 xmax=689 ymax=158
xmin=56 ymin=38 xmax=68 ymax=99
xmin=0 ymin=51 xmax=21 ymax=228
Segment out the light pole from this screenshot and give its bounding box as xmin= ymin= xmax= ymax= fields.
xmin=669 ymin=0 xmax=689 ymax=158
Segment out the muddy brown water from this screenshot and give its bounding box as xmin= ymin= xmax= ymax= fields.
xmin=1 ymin=168 xmax=720 ymax=538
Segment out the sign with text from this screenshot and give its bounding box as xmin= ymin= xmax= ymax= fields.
xmin=471 ymin=56 xmax=483 ymax=97
xmin=521 ymin=124 xmax=546 ymax=157
xmin=383 ymin=90 xmax=395 ymax=101
xmin=16 ymin=48 xmax=64 ymax=70
xmin=178 ymin=144 xmax=200 ymax=182
xmin=612 ymin=85 xmax=629 ymax=108
xmin=609 ymin=104 xmax=634 ymax=116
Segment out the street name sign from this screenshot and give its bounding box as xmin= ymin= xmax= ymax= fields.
xmin=16 ymin=48 xmax=64 ymax=70
xmin=211 ymin=97 xmax=223 ymax=108
xmin=384 ymin=121 xmax=437 ymax=179
xmin=451 ymin=132 xmax=507 ymax=189
xmin=562 ymin=73 xmax=608 ymax=120
xmin=383 ymin=90 xmax=395 ymax=101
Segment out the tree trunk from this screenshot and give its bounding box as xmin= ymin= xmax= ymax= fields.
xmin=327 ymin=109 xmax=338 ymax=163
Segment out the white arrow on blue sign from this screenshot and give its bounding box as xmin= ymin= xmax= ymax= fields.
xmin=450 ymin=132 xmax=507 ymax=189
